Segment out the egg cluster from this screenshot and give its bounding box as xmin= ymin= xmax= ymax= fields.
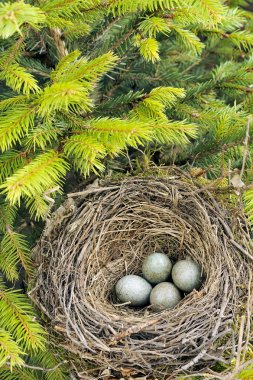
xmin=115 ymin=253 xmax=202 ymax=311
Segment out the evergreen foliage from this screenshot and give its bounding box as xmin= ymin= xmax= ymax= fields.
xmin=0 ymin=280 xmax=46 ymax=368
xmin=0 ymin=0 xmax=252 ymax=377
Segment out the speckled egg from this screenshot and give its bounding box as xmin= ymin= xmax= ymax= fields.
xmin=150 ymin=282 xmax=182 ymax=311
xmin=115 ymin=275 xmax=152 ymax=306
xmin=172 ymin=259 xmax=202 ymax=292
xmin=142 ymin=252 xmax=172 ymax=284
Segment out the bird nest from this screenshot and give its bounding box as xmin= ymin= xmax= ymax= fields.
xmin=31 ymin=169 xmax=253 ymax=379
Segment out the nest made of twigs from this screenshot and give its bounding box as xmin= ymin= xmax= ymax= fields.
xmin=31 ymin=168 xmax=253 ymax=379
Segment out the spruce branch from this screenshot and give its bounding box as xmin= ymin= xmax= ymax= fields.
xmin=0 ymin=2 xmax=46 ymax=39
xmin=0 ymin=280 xmax=46 ymax=353
xmin=1 ymin=63 xmax=40 ymax=95
xmin=0 ymin=150 xmax=28 ymax=183
xmin=0 ymin=231 xmax=33 ymax=281
xmin=0 ymin=36 xmax=25 ymax=67
xmin=0 ymin=151 xmax=69 ymax=206
xmin=0 ymin=201 xmax=16 ymax=233
xmin=0 ymin=105 xmax=37 ymax=152
xmin=0 ymin=328 xmax=24 ymax=369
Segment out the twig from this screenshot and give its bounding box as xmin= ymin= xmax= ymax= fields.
xmin=217 ymin=217 xmax=234 ymax=239
xmin=240 ymin=117 xmax=251 ymax=179
xmin=16 ymin=221 xmax=29 ymax=232
xmin=228 ymin=159 xmax=231 ymax=202
xmin=6 ymin=360 xmax=67 ymax=372
xmin=50 ymin=28 xmax=68 ymax=59
xmin=182 ymin=177 xmax=225 ymax=196
xmin=235 ymin=315 xmax=245 ymax=372
xmin=108 ymin=317 xmax=163 ymax=346
xmin=230 ymin=239 xmax=253 ymax=261
xmin=181 ymin=278 xmax=229 ymax=371
xmin=224 ymin=359 xmax=253 ymax=380
xmin=126 ymin=149 xmax=134 ymax=173
xmin=242 ymin=271 xmax=253 ymax=362
xmin=67 ymin=186 xmax=120 ymax=197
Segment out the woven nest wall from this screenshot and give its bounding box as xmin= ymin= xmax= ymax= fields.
xmin=31 ymin=169 xmax=253 ymax=379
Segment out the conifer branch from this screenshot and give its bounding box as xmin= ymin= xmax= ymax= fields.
xmin=0 ymin=280 xmax=46 ymax=353
xmin=0 ymin=151 xmax=69 ymax=206
xmin=0 ymin=328 xmax=24 ymax=369
xmin=0 ymin=105 xmax=37 ymax=152
xmin=0 ymin=231 xmax=33 ymax=281
xmin=0 ymin=2 xmax=46 ymax=38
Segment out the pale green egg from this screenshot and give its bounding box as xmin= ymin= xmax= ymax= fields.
xmin=150 ymin=282 xmax=182 ymax=311
xmin=115 ymin=275 xmax=152 ymax=306
xmin=142 ymin=252 xmax=172 ymax=284
xmin=172 ymin=259 xmax=202 ymax=292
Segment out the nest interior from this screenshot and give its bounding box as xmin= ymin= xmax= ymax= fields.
xmin=31 ymin=170 xmax=253 ymax=378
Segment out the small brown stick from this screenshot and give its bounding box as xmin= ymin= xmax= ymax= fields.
xmin=6 ymin=360 xmax=67 ymax=372
xmin=67 ymin=186 xmax=120 ymax=197
xmin=224 ymin=359 xmax=253 ymax=380
xmin=230 ymin=239 xmax=253 ymax=261
xmin=182 ymin=177 xmax=225 ymax=196
xmin=242 ymin=271 xmax=253 ymax=362
xmin=216 ymin=216 xmax=234 ymax=239
xmin=50 ymin=28 xmax=68 ymax=59
xmin=108 ymin=317 xmax=163 ymax=346
xmin=240 ymin=117 xmax=251 ymax=179
xmin=235 ymin=315 xmax=245 ymax=372
xmin=228 ymin=159 xmax=232 ymax=202
xmin=181 ymin=279 xmax=229 ymax=371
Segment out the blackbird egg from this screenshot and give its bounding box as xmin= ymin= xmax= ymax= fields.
xmin=172 ymin=259 xmax=202 ymax=292
xmin=150 ymin=282 xmax=181 ymax=311
xmin=115 ymin=275 xmax=152 ymax=306
xmin=142 ymin=252 xmax=172 ymax=284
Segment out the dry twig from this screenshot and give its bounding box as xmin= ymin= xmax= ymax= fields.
xmin=240 ymin=117 xmax=251 ymax=179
